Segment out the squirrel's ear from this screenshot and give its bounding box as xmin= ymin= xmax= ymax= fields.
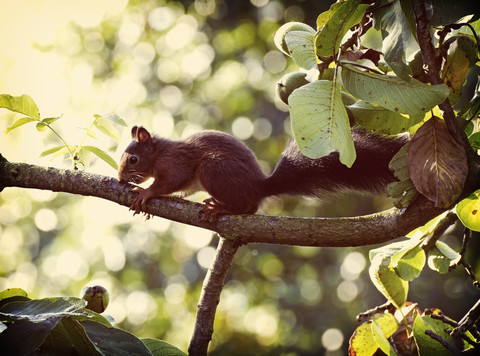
xmin=136 ymin=126 xmax=152 ymax=144
xmin=131 ymin=126 xmax=138 ymax=139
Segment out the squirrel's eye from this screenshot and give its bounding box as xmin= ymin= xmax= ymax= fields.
xmin=129 ymin=156 xmax=138 ymax=165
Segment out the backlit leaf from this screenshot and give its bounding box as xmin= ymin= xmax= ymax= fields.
xmin=372 ymin=319 xmax=399 ymax=356
xmin=456 ymin=190 xmax=480 ymax=231
xmin=392 ymin=246 xmax=426 ymax=282
xmin=349 ymin=313 xmax=398 ymax=356
xmin=82 ymin=146 xmax=118 ymax=170
xmin=284 ymin=30 xmax=316 ymax=70
xmin=369 ymin=255 xmax=408 ymax=309
xmin=341 ymin=64 xmax=450 ymax=116
xmin=408 ymin=116 xmax=468 ymax=207
xmin=315 ymin=0 xmax=369 ymax=58
xmin=289 ymin=80 xmax=356 ymax=167
xmin=5 ymin=117 xmax=37 ymax=134
xmin=0 ymin=94 xmax=40 ymax=120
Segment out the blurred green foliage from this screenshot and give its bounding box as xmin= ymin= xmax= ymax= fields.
xmin=0 ymin=0 xmax=479 ymax=354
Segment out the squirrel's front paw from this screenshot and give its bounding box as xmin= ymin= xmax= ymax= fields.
xmin=130 ymin=187 xmax=152 ymax=219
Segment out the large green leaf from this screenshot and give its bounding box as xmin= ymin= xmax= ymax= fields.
xmin=0 ymin=94 xmax=40 ymax=120
xmin=369 ymin=255 xmax=408 ymax=309
xmin=141 ymin=338 xmax=187 ymax=356
xmin=392 ymin=245 xmax=426 ymax=282
xmin=379 ymin=0 xmax=413 ymax=81
xmin=284 ymin=30 xmax=316 ymax=70
xmin=289 ymin=80 xmax=356 ymax=167
xmin=341 ymin=64 xmax=450 ymax=116
xmin=456 ymin=190 xmax=480 ymax=232
xmin=81 ymin=320 xmax=153 ymax=356
xmin=315 ymin=0 xmax=370 ymax=58
xmin=408 ymin=116 xmax=468 ymax=208
xmin=347 ymin=100 xmax=424 ymax=134
xmin=413 ymin=314 xmax=474 ymax=355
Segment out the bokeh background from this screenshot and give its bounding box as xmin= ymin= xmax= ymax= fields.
xmin=0 ymin=1 xmax=479 ymax=354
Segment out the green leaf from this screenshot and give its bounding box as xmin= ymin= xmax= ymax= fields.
xmin=379 ymin=0 xmax=413 ymax=81
xmin=413 ymin=314 xmax=467 ymax=355
xmin=369 ymin=238 xmax=418 ymax=262
xmin=93 ymin=115 xmax=121 ymax=141
xmin=392 ymin=245 xmax=426 ymax=282
xmin=348 ymin=100 xmax=424 ymax=134
xmin=469 ymin=132 xmax=480 ymax=151
xmin=406 ymin=211 xmax=450 ymax=239
xmin=0 ymin=94 xmax=40 ymax=119
xmin=5 ymin=117 xmax=37 ymax=133
xmin=0 ymin=288 xmax=28 ymax=301
xmin=59 ymin=318 xmax=103 ymax=355
xmin=284 ymin=30 xmax=316 ymax=70
xmin=141 ymin=338 xmax=187 ymax=356
xmin=36 ymin=121 xmax=49 ymax=132
xmin=427 ymin=246 xmax=451 ymax=274
xmin=371 ymin=318 xmax=399 ymax=356
xmin=456 ymin=190 xmax=480 ymax=231
xmin=289 ymin=80 xmax=356 ymax=167
xmin=408 ymin=116 xmax=468 ymax=208
xmin=40 ymin=145 xmax=74 ymax=158
xmin=341 ymin=64 xmax=450 ymax=116
xmin=369 ymin=255 xmax=409 ymax=309
xmin=0 ymin=297 xmax=87 ymax=356
xmin=315 ymin=0 xmax=370 ymax=58
xmin=387 ymin=143 xmax=418 ymax=208
xmin=349 ymin=313 xmax=398 ymax=355
xmin=81 ymin=145 xmax=118 ymax=170
xmin=94 ymin=113 xmax=127 ymax=127
xmin=42 ymin=115 xmax=63 ymax=125
xmin=81 ymin=320 xmax=153 ymax=356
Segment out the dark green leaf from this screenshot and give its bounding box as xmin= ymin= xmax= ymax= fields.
xmin=81 ymin=320 xmax=153 ymax=356
xmin=315 ymin=0 xmax=369 ymax=58
xmin=387 ymin=143 xmax=418 ymax=208
xmin=0 ymin=94 xmax=40 ymax=119
xmin=379 ymin=0 xmax=413 ymax=81
xmin=141 ymin=338 xmax=187 ymax=356
xmin=81 ymin=146 xmax=118 ymax=170
xmin=469 ymin=132 xmax=480 ymax=151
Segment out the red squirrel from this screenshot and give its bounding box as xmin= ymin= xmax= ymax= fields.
xmin=118 ymin=126 xmax=407 ymax=221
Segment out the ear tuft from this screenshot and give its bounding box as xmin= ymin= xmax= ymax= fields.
xmin=136 ymin=126 xmax=152 ymax=144
xmin=131 ymin=126 xmax=139 ymax=139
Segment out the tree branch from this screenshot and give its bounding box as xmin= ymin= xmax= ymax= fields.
xmin=188 ymin=237 xmax=240 ymax=356
xmin=0 ymin=155 xmax=451 ymax=247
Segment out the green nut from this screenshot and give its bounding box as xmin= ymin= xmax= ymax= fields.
xmin=277 ymin=72 xmax=309 ymax=105
xmin=81 ymin=285 xmax=110 ymax=313
xmin=274 ymin=22 xmax=316 ymax=55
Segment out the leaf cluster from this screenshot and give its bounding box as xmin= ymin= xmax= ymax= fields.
xmin=0 ymin=94 xmax=127 ymax=170
xmin=0 ymin=288 xmax=186 ymax=356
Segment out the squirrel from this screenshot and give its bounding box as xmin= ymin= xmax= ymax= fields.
xmin=118 ymin=126 xmax=408 ymax=221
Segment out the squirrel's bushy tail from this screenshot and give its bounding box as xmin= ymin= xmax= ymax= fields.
xmin=262 ymin=129 xmax=408 ymax=199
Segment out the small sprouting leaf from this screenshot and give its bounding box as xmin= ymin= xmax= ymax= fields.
xmin=284 ymin=30 xmax=316 ymax=70
xmin=141 ymin=338 xmax=187 ymax=356
xmin=408 ymin=116 xmax=468 ymax=208
xmin=93 ymin=115 xmax=121 ymax=141
xmin=0 ymin=94 xmax=40 ymax=120
xmin=41 ymin=115 xmax=63 ymax=125
xmin=82 ymin=146 xmax=118 ymax=170
xmin=371 ymin=319 xmax=399 ymax=356
xmin=36 ymin=122 xmax=48 ymax=132
xmin=456 ymin=190 xmax=480 ymax=232
xmin=315 ymin=0 xmax=369 ymax=58
xmin=5 ymin=117 xmax=37 ymax=134
xmin=40 ymin=146 xmax=69 ymax=158
xmin=392 ymin=245 xmax=426 ymax=282
xmin=94 ymin=113 xmax=127 ymax=127
xmin=289 ymin=80 xmax=356 ymax=167
xmin=341 ymin=64 xmax=450 ymax=116
xmin=348 ymin=100 xmax=424 ymax=134
xmin=369 ymin=255 xmax=409 ymax=309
